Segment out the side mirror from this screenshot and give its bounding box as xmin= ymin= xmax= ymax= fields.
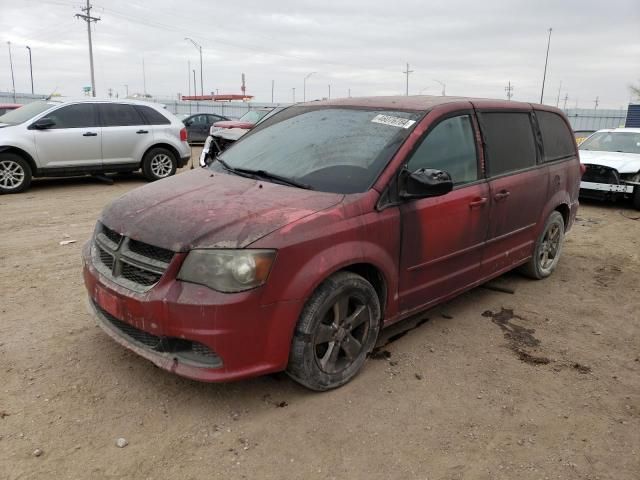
xmin=30 ymin=117 xmax=56 ymax=130
xmin=399 ymin=167 xmax=453 ymax=199
xmin=184 ymin=120 xmax=193 ymax=126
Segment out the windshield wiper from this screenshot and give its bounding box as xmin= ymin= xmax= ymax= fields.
xmin=215 ymin=157 xmax=311 ymax=190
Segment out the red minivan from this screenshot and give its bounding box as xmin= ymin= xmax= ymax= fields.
xmin=83 ymin=96 xmax=580 ymax=390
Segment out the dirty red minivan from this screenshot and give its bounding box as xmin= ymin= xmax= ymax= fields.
xmin=83 ymin=96 xmax=580 ymax=390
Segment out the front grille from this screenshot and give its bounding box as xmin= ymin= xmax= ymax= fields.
xmin=93 ymin=222 xmax=174 ymax=293
xmin=582 ymin=164 xmax=620 ymax=184
xmin=94 ymin=302 xmax=221 ymax=367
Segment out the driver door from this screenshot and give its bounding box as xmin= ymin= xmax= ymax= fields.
xmin=398 ymin=113 xmax=490 ymax=312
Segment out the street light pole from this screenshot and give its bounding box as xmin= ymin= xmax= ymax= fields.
xmin=185 ymin=38 xmax=203 ymax=96
xmin=433 ymin=79 xmax=446 ymax=96
xmin=540 ymin=27 xmax=552 ymax=104
xmin=7 ymin=41 xmax=16 ymax=102
xmin=25 ymin=46 xmax=34 ymax=94
xmin=303 ymin=72 xmax=316 ymax=102
xmin=123 ymin=84 xmax=128 ymax=97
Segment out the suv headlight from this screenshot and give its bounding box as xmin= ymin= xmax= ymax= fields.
xmin=177 ymin=249 xmax=276 ymax=293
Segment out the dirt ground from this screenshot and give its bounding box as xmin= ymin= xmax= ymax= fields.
xmin=1 ymin=149 xmax=639 ymax=479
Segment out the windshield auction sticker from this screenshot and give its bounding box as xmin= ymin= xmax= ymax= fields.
xmin=371 ymin=114 xmax=416 ymax=129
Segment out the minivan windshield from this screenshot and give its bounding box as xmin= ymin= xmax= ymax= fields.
xmin=212 ymin=106 xmax=421 ymax=194
xmin=0 ymin=100 xmax=61 ymax=125
xmin=579 ymin=131 xmax=640 ymax=154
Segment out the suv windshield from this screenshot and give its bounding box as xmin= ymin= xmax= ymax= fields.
xmin=579 ymin=131 xmax=640 ymax=154
xmin=212 ymin=106 xmax=421 ymax=194
xmin=238 ymin=109 xmax=273 ymax=124
xmin=0 ymin=100 xmax=61 ymax=125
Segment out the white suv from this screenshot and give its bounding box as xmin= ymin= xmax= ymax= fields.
xmin=0 ymin=98 xmax=191 ymax=193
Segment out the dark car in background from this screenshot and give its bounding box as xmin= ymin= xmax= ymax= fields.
xmin=183 ymin=113 xmax=230 ymax=143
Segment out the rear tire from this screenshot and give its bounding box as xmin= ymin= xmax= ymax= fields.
xmin=287 ymin=272 xmax=381 ymax=391
xmin=520 ymin=211 xmax=565 ymax=279
xmin=142 ymin=148 xmax=177 ymax=181
xmin=0 ymin=153 xmax=32 ymax=194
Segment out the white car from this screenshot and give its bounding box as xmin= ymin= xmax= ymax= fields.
xmin=0 ymin=98 xmax=191 ymax=193
xmin=579 ymin=128 xmax=640 ymax=209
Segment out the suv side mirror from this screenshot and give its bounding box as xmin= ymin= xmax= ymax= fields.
xmin=399 ymin=167 xmax=453 ymax=199
xmin=30 ymin=117 xmax=56 ymax=130
xmin=184 ymin=119 xmax=193 ymax=126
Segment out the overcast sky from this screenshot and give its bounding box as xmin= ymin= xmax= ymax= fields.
xmin=1 ymin=0 xmax=639 ymax=108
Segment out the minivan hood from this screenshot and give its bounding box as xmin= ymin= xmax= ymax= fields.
xmin=101 ymin=168 xmax=344 ymax=252
xmin=579 ymin=150 xmax=640 ymax=174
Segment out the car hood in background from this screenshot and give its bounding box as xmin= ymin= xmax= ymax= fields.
xmin=212 ymin=127 xmax=248 ymax=141
xmin=579 ymin=150 xmax=640 ymax=174
xmin=212 ymin=120 xmax=255 ymax=130
xmin=101 ymin=168 xmax=344 ymax=252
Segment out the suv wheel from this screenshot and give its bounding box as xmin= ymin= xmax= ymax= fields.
xmin=287 ymin=272 xmax=381 ymax=391
xmin=520 ymin=211 xmax=565 ymax=279
xmin=0 ymin=153 xmax=32 ymax=194
xmin=142 ymin=148 xmax=177 ymax=181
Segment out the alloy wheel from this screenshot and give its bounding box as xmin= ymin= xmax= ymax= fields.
xmin=0 ymin=159 xmax=25 ymax=190
xmin=150 ymin=154 xmax=173 ymax=178
xmin=539 ymin=222 xmax=561 ymax=272
xmin=314 ymin=293 xmax=371 ymax=374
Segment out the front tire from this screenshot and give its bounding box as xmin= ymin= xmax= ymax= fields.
xmin=142 ymin=148 xmax=177 ymax=181
xmin=0 ymin=153 xmax=32 ymax=194
xmin=287 ymin=272 xmax=381 ymax=391
xmin=632 ymin=186 xmax=640 ymax=211
xmin=520 ymin=211 xmax=565 ymax=279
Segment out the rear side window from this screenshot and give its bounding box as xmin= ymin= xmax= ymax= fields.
xmin=47 ymin=103 xmax=97 ymax=129
xmin=136 ymin=105 xmax=170 ymax=125
xmin=480 ymin=112 xmax=537 ymax=176
xmin=407 ymin=115 xmax=478 ymax=185
xmin=536 ymin=111 xmax=576 ymax=161
xmin=99 ymin=104 xmax=145 ymax=127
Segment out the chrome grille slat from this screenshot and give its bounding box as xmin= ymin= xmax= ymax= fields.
xmin=93 ymin=223 xmax=175 ymax=293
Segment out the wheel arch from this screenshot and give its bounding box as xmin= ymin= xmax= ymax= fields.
xmin=0 ymin=146 xmax=38 ymax=175
xmin=140 ymin=143 xmax=180 ymax=166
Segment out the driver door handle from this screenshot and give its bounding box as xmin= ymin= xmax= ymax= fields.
xmin=494 ymin=190 xmax=511 ymax=201
xmin=82 ymin=132 xmax=98 ymax=137
xmin=469 ymin=197 xmax=488 ymax=208
xmin=136 ymin=130 xmax=149 ymax=134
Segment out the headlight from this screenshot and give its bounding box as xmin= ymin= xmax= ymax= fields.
xmin=177 ymin=249 xmax=276 ymax=293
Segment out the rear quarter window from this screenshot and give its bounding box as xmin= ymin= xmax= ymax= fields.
xmin=536 ymin=110 xmax=576 ymax=161
xmin=136 ymin=105 xmax=171 ymax=125
xmin=480 ymin=112 xmax=537 ymax=176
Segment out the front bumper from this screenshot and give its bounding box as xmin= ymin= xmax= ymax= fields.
xmin=580 ymin=181 xmax=633 ymax=194
xmin=82 ymin=243 xmax=303 ymax=382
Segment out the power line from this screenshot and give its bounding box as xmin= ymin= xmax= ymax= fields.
xmin=75 ymin=0 xmax=100 ymax=97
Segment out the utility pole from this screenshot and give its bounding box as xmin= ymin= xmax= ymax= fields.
xmin=328 ymin=84 xmax=331 ymax=100
xmin=193 ymin=70 xmax=196 ymax=99
xmin=292 ymin=87 xmax=295 ymax=103
xmin=505 ymin=81 xmax=514 ymax=100
xmin=187 ymin=60 xmax=191 ymax=97
xmin=185 ymin=38 xmax=203 ymax=96
xmin=563 ymin=93 xmax=569 ymax=110
xmin=142 ymin=58 xmax=147 ymax=96
xmin=108 ymin=87 xmax=113 ymax=98
xmin=123 ymin=84 xmax=128 ymax=97
xmin=7 ymin=42 xmax=16 ymax=102
xmin=303 ymin=72 xmax=315 ymax=102
xmin=75 ymin=0 xmax=100 ymax=97
xmin=25 ymin=46 xmax=34 ymax=94
xmin=540 ymin=27 xmax=552 ymax=104
xmin=402 ymin=63 xmax=413 ymax=96
xmin=271 ymin=80 xmax=274 ymax=103
xmin=348 ymin=88 xmax=351 ymax=98
xmin=594 ymin=96 xmax=599 ymax=110
xmin=433 ymin=79 xmax=446 ymax=96
xmin=555 ymin=80 xmax=562 ymax=107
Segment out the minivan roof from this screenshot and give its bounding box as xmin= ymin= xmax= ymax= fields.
xmin=300 ymin=95 xmax=551 ymax=113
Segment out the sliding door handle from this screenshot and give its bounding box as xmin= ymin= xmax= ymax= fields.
xmin=469 ymin=197 xmax=488 ymax=208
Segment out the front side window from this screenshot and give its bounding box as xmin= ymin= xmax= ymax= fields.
xmin=99 ymin=104 xmax=144 ymax=127
xmin=579 ymin=131 xmax=640 ymax=154
xmin=47 ymin=103 xmax=97 ymax=129
xmin=214 ymin=107 xmax=421 ymax=194
xmin=480 ymin=112 xmax=537 ymax=176
xmin=536 ymin=111 xmax=576 ymax=161
xmin=406 ymin=115 xmax=478 ymax=185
